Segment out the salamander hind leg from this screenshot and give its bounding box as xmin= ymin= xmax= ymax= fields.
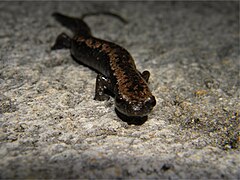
xmin=141 ymin=70 xmax=150 ymax=83
xmin=51 ymin=33 xmax=71 ymax=50
xmin=94 ymin=74 xmax=111 ymax=101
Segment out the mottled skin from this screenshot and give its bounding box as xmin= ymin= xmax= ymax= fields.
xmin=51 ymin=12 xmax=156 ymax=117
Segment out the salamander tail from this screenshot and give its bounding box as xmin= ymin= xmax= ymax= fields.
xmin=51 ymin=33 xmax=71 ymax=50
xmin=52 ymin=12 xmax=91 ymax=36
xmin=81 ymin=12 xmax=127 ymax=24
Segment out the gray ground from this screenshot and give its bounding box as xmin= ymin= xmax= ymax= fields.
xmin=0 ymin=1 xmax=239 ymax=179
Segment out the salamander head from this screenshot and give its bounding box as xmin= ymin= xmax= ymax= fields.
xmin=115 ymin=89 xmax=156 ymax=117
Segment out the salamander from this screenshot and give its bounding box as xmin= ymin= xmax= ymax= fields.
xmin=51 ymin=12 xmax=156 ymax=119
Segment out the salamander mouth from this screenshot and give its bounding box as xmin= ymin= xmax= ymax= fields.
xmin=115 ymin=96 xmax=156 ymax=117
xmin=115 ymin=105 xmax=154 ymax=117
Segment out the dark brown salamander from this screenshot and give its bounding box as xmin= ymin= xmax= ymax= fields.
xmin=51 ymin=12 xmax=156 ymax=118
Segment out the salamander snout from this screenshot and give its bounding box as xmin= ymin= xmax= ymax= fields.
xmin=115 ymin=95 xmax=156 ymax=117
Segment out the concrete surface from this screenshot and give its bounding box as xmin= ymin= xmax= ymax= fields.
xmin=0 ymin=1 xmax=239 ymax=179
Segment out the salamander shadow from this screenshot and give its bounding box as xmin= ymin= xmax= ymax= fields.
xmin=115 ymin=108 xmax=148 ymax=125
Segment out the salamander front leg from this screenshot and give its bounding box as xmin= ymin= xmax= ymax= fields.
xmin=141 ymin=70 xmax=150 ymax=83
xmin=51 ymin=33 xmax=71 ymax=50
xmin=94 ymin=74 xmax=111 ymax=101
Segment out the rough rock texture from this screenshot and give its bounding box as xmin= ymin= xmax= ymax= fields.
xmin=0 ymin=1 xmax=239 ymax=179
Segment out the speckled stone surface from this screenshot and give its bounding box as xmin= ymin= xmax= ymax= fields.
xmin=0 ymin=1 xmax=239 ymax=179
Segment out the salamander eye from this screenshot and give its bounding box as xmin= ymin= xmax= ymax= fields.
xmin=115 ymin=95 xmax=124 ymax=104
xmin=145 ymin=96 xmax=156 ymax=107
